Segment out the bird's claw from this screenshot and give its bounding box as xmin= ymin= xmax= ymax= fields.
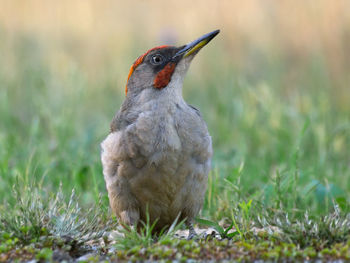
xmin=187 ymin=231 xmax=197 ymax=240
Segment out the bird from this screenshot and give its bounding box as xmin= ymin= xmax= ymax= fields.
xmin=101 ymin=29 xmax=220 ymax=238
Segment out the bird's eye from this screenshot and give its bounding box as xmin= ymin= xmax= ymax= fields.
xmin=151 ymin=54 xmax=164 ymax=65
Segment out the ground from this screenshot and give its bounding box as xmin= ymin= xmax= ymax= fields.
xmin=1 ymin=225 xmax=350 ymax=262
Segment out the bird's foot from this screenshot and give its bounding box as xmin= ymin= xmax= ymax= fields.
xmin=187 ymin=232 xmax=197 ymax=240
xmin=187 ymin=223 xmax=198 ymax=240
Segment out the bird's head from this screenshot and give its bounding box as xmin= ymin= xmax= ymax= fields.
xmin=125 ymin=30 xmax=220 ymax=98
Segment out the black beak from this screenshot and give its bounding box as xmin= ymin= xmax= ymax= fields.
xmin=173 ymin=29 xmax=220 ymax=59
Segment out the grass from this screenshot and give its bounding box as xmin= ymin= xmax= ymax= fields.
xmin=113 ymin=213 xmax=184 ymax=251
xmin=0 ymin=180 xmax=115 ymax=255
xmin=0 ymin=17 xmax=350 ymax=261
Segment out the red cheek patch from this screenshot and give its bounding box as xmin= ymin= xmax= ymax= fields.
xmin=125 ymin=45 xmax=169 ymax=95
xmin=153 ymin=62 xmax=176 ymax=89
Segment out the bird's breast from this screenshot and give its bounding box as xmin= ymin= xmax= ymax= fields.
xmin=102 ymin=100 xmax=212 ymax=226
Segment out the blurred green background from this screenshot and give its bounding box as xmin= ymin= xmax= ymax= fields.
xmin=0 ymin=0 xmax=349 ymax=217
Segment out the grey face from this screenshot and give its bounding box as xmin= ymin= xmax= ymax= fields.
xmin=125 ymin=46 xmax=183 ymax=96
xmin=142 ymin=46 xmax=185 ymax=74
xmin=125 ymin=30 xmax=220 ymax=96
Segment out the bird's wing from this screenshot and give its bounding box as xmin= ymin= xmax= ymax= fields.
xmin=187 ymin=104 xmax=202 ymax=117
